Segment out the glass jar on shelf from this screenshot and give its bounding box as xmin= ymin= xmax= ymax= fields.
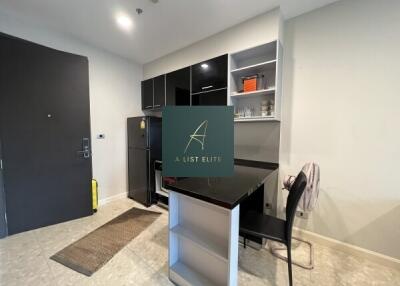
xmin=261 ymin=100 xmax=268 ymax=117
xmin=261 ymin=100 xmax=274 ymax=117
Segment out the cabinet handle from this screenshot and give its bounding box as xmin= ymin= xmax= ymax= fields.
xmin=145 ymin=105 xmax=153 ymax=108
xmin=201 ymin=85 xmax=213 ymax=90
xmin=154 ymin=105 xmax=161 ymax=107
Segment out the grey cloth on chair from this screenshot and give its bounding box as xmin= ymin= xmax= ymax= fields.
xmin=283 ymin=162 xmax=320 ymax=212
xmin=274 ymin=163 xmax=320 ymax=270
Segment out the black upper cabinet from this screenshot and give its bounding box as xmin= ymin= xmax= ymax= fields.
xmin=153 ymin=75 xmax=165 ymax=108
xmin=142 ymin=54 xmax=227 ymax=109
xmin=191 ymin=54 xmax=228 ymax=94
xmin=141 ymin=79 xmax=153 ymax=110
xmin=166 ymin=67 xmax=190 ymax=106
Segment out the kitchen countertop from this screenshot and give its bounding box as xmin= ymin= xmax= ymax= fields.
xmin=164 ymin=159 xmax=278 ymax=209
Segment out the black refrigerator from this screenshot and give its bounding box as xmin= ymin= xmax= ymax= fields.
xmin=127 ymin=116 xmax=162 ymax=206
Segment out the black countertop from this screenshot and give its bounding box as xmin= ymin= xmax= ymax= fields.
xmin=165 ymin=159 xmax=278 ymax=209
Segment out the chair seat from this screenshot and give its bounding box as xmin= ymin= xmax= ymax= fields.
xmin=240 ymin=211 xmax=287 ymax=244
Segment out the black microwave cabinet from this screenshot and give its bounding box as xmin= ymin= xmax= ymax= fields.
xmin=166 ymin=67 xmax=191 ymax=106
xmin=192 ymin=88 xmax=227 ymax=106
xmin=191 ymin=54 xmax=228 ymax=94
xmin=141 ymin=75 xmax=165 ymax=110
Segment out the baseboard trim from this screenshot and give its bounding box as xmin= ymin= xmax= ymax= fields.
xmin=293 ymin=227 xmax=400 ymax=271
xmin=99 ymin=192 xmax=127 ymax=206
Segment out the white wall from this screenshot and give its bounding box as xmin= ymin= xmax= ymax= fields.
xmin=143 ymin=9 xmax=281 ymax=79
xmin=144 ymin=9 xmax=283 ymax=164
xmin=143 ymin=0 xmax=400 ymax=260
xmin=281 ymin=0 xmax=400 ymax=259
xmin=0 ymin=10 xmax=143 ymax=201
xmin=5 ymin=0 xmax=398 ymax=259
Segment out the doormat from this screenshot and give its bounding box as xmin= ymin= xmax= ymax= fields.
xmin=51 ymin=207 xmax=161 ymax=276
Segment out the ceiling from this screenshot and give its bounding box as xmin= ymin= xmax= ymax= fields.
xmin=0 ymin=0 xmax=338 ymax=64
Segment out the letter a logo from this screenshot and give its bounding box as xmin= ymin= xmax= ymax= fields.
xmin=184 ymin=120 xmax=208 ymax=154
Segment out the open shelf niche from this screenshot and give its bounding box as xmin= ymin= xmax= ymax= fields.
xmin=229 ymin=40 xmax=283 ymax=122
xmin=169 ymin=192 xmax=238 ymax=286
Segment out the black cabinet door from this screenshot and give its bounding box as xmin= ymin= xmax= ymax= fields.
xmin=192 ymin=89 xmax=227 ymax=106
xmin=141 ymin=79 xmax=153 ymax=110
xmin=166 ymin=67 xmax=190 ymax=106
xmin=153 ymin=75 xmax=165 ymax=108
xmin=192 ymin=54 xmax=228 ymax=94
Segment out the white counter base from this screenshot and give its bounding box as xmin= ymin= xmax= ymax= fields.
xmin=169 ymin=191 xmax=239 ymax=286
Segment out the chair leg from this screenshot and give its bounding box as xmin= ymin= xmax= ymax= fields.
xmin=243 ymin=236 xmax=247 ymax=248
xmin=269 ymin=237 xmax=314 ymax=270
xmin=287 ymin=243 xmax=293 ymax=286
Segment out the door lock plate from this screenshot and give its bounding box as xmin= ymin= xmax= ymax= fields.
xmin=77 ymin=138 xmax=91 ymax=159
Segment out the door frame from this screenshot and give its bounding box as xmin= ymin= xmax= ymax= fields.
xmin=0 ymin=139 xmax=8 ymax=238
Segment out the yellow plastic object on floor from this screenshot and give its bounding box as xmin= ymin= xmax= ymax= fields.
xmin=92 ymin=179 xmax=98 ymax=213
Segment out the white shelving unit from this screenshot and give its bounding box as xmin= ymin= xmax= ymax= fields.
xmin=230 ymin=59 xmax=276 ymax=77
xmin=169 ymin=191 xmax=239 ymax=286
xmin=231 ymin=88 xmax=275 ymax=98
xmin=170 ymin=261 xmax=217 ymax=286
xmin=234 ymin=116 xmax=278 ymax=122
xmin=170 ymin=224 xmax=228 ymax=262
xmin=229 ymin=40 xmax=283 ymax=122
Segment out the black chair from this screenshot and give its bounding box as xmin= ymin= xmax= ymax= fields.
xmin=240 ymin=171 xmax=307 ymax=286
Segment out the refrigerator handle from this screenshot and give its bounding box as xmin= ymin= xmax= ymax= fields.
xmin=147 ymin=117 xmax=150 ymax=149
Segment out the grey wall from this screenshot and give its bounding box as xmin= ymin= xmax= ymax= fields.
xmin=235 ymin=122 xmax=280 ymax=163
xmin=143 ymin=9 xmax=281 ymax=79
xmin=143 ymin=10 xmax=283 ymax=164
xmin=281 ymin=0 xmax=400 ymax=259
xmin=144 ymin=0 xmax=400 ymax=260
xmin=143 ymin=10 xmax=283 ymax=225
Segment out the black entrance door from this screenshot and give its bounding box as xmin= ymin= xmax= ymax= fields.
xmin=0 ymin=33 xmax=93 ymax=235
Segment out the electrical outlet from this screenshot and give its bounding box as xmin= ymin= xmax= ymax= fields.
xmin=296 ymin=210 xmax=309 ymax=219
xmin=283 ymin=206 xmax=309 ymax=219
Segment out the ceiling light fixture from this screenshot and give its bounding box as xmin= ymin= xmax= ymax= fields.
xmin=116 ymin=14 xmax=133 ymax=32
xmin=201 ymin=63 xmax=209 ymax=69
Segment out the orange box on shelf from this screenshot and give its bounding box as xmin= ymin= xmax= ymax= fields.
xmin=242 ymin=76 xmax=258 ymax=92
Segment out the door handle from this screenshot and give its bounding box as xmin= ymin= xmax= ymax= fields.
xmin=201 ymin=85 xmax=213 ymax=90
xmin=77 ymin=150 xmax=90 ymax=158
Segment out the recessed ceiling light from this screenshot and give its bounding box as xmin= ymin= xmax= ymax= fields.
xmin=116 ymin=14 xmax=133 ymax=32
xmin=201 ymin=63 xmax=209 ymax=69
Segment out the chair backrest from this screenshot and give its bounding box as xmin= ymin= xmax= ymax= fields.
xmin=285 ymin=171 xmax=308 ymax=242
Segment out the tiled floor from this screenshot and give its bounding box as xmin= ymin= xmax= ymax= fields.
xmin=0 ymin=198 xmax=399 ymax=286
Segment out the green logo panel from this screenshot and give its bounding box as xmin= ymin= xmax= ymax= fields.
xmin=163 ymin=106 xmax=234 ymax=177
